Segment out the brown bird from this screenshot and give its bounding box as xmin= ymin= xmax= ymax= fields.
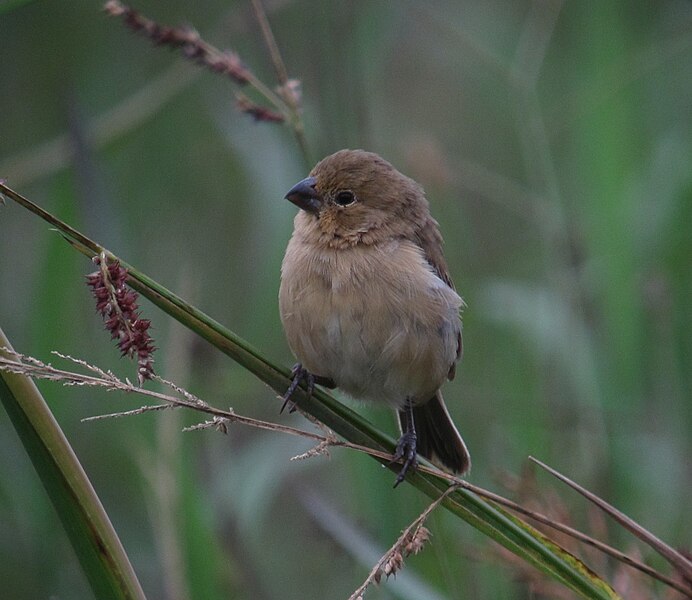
xmin=279 ymin=149 xmax=470 ymax=485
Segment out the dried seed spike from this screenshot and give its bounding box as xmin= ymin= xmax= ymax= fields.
xmin=104 ymin=1 xmax=253 ymax=85
xmin=383 ymin=551 xmax=404 ymax=579
xmin=236 ymin=94 xmax=285 ymax=123
xmin=404 ymin=526 xmax=431 ymax=556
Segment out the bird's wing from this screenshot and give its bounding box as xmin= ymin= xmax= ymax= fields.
xmin=415 ymin=218 xmax=464 ymax=374
xmin=415 ymin=217 xmax=455 ymax=289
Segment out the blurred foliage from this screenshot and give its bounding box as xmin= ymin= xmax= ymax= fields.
xmin=1 ymin=0 xmax=690 ymax=598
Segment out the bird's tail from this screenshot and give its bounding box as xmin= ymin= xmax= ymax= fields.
xmin=398 ymin=391 xmax=471 ymax=475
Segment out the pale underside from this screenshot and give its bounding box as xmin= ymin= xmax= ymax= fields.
xmin=279 ymin=230 xmax=462 ymax=409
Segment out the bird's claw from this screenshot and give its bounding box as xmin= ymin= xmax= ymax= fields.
xmin=391 ymin=431 xmax=418 ymax=487
xmin=281 ymin=364 xmax=336 ymax=413
xmin=281 ymin=363 xmax=315 ymax=413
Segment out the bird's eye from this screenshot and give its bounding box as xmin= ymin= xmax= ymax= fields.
xmin=334 ymin=190 xmax=357 ymax=207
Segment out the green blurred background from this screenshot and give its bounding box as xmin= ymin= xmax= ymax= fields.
xmin=1 ymin=0 xmax=690 ymax=598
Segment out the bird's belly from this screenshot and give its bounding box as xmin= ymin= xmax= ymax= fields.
xmin=280 ymin=244 xmax=460 ymax=408
xmin=321 ymin=301 xmax=451 ymax=408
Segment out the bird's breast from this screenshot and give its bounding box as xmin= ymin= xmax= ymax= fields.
xmin=279 ymin=237 xmax=462 ymax=408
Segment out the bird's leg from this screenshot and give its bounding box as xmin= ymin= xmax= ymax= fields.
xmin=281 ymin=363 xmax=335 ymax=413
xmin=281 ymin=363 xmax=312 ymax=413
xmin=391 ymin=401 xmax=418 ymax=487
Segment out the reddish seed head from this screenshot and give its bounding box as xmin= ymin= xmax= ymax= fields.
xmin=86 ymin=254 xmax=155 ymax=384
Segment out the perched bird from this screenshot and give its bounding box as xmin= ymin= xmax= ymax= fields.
xmin=279 ymin=149 xmax=470 ymax=485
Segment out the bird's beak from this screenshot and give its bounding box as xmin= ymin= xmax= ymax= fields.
xmin=285 ymin=176 xmax=322 ymax=214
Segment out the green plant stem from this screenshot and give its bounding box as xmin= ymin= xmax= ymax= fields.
xmin=0 ymin=330 xmax=146 ymax=600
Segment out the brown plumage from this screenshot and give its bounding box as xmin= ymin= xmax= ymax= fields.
xmin=279 ymin=149 xmax=470 ymax=484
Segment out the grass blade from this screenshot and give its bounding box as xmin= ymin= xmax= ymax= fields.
xmin=531 ymin=456 xmax=692 ymax=581
xmin=0 ymin=330 xmax=146 ymax=600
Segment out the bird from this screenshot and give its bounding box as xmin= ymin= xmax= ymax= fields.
xmin=279 ymin=149 xmax=470 ymax=485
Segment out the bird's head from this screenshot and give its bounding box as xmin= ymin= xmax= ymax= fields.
xmin=284 ymin=149 xmax=431 ymax=247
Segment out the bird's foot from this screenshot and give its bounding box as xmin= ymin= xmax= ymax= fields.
xmin=281 ymin=363 xmax=312 ymax=413
xmin=280 ymin=364 xmax=335 ymax=413
xmin=391 ymin=431 xmax=418 ymax=487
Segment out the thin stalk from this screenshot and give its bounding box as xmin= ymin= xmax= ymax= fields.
xmin=250 ymin=0 xmax=311 ymax=167
xmin=531 ymin=457 xmax=692 ymax=582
